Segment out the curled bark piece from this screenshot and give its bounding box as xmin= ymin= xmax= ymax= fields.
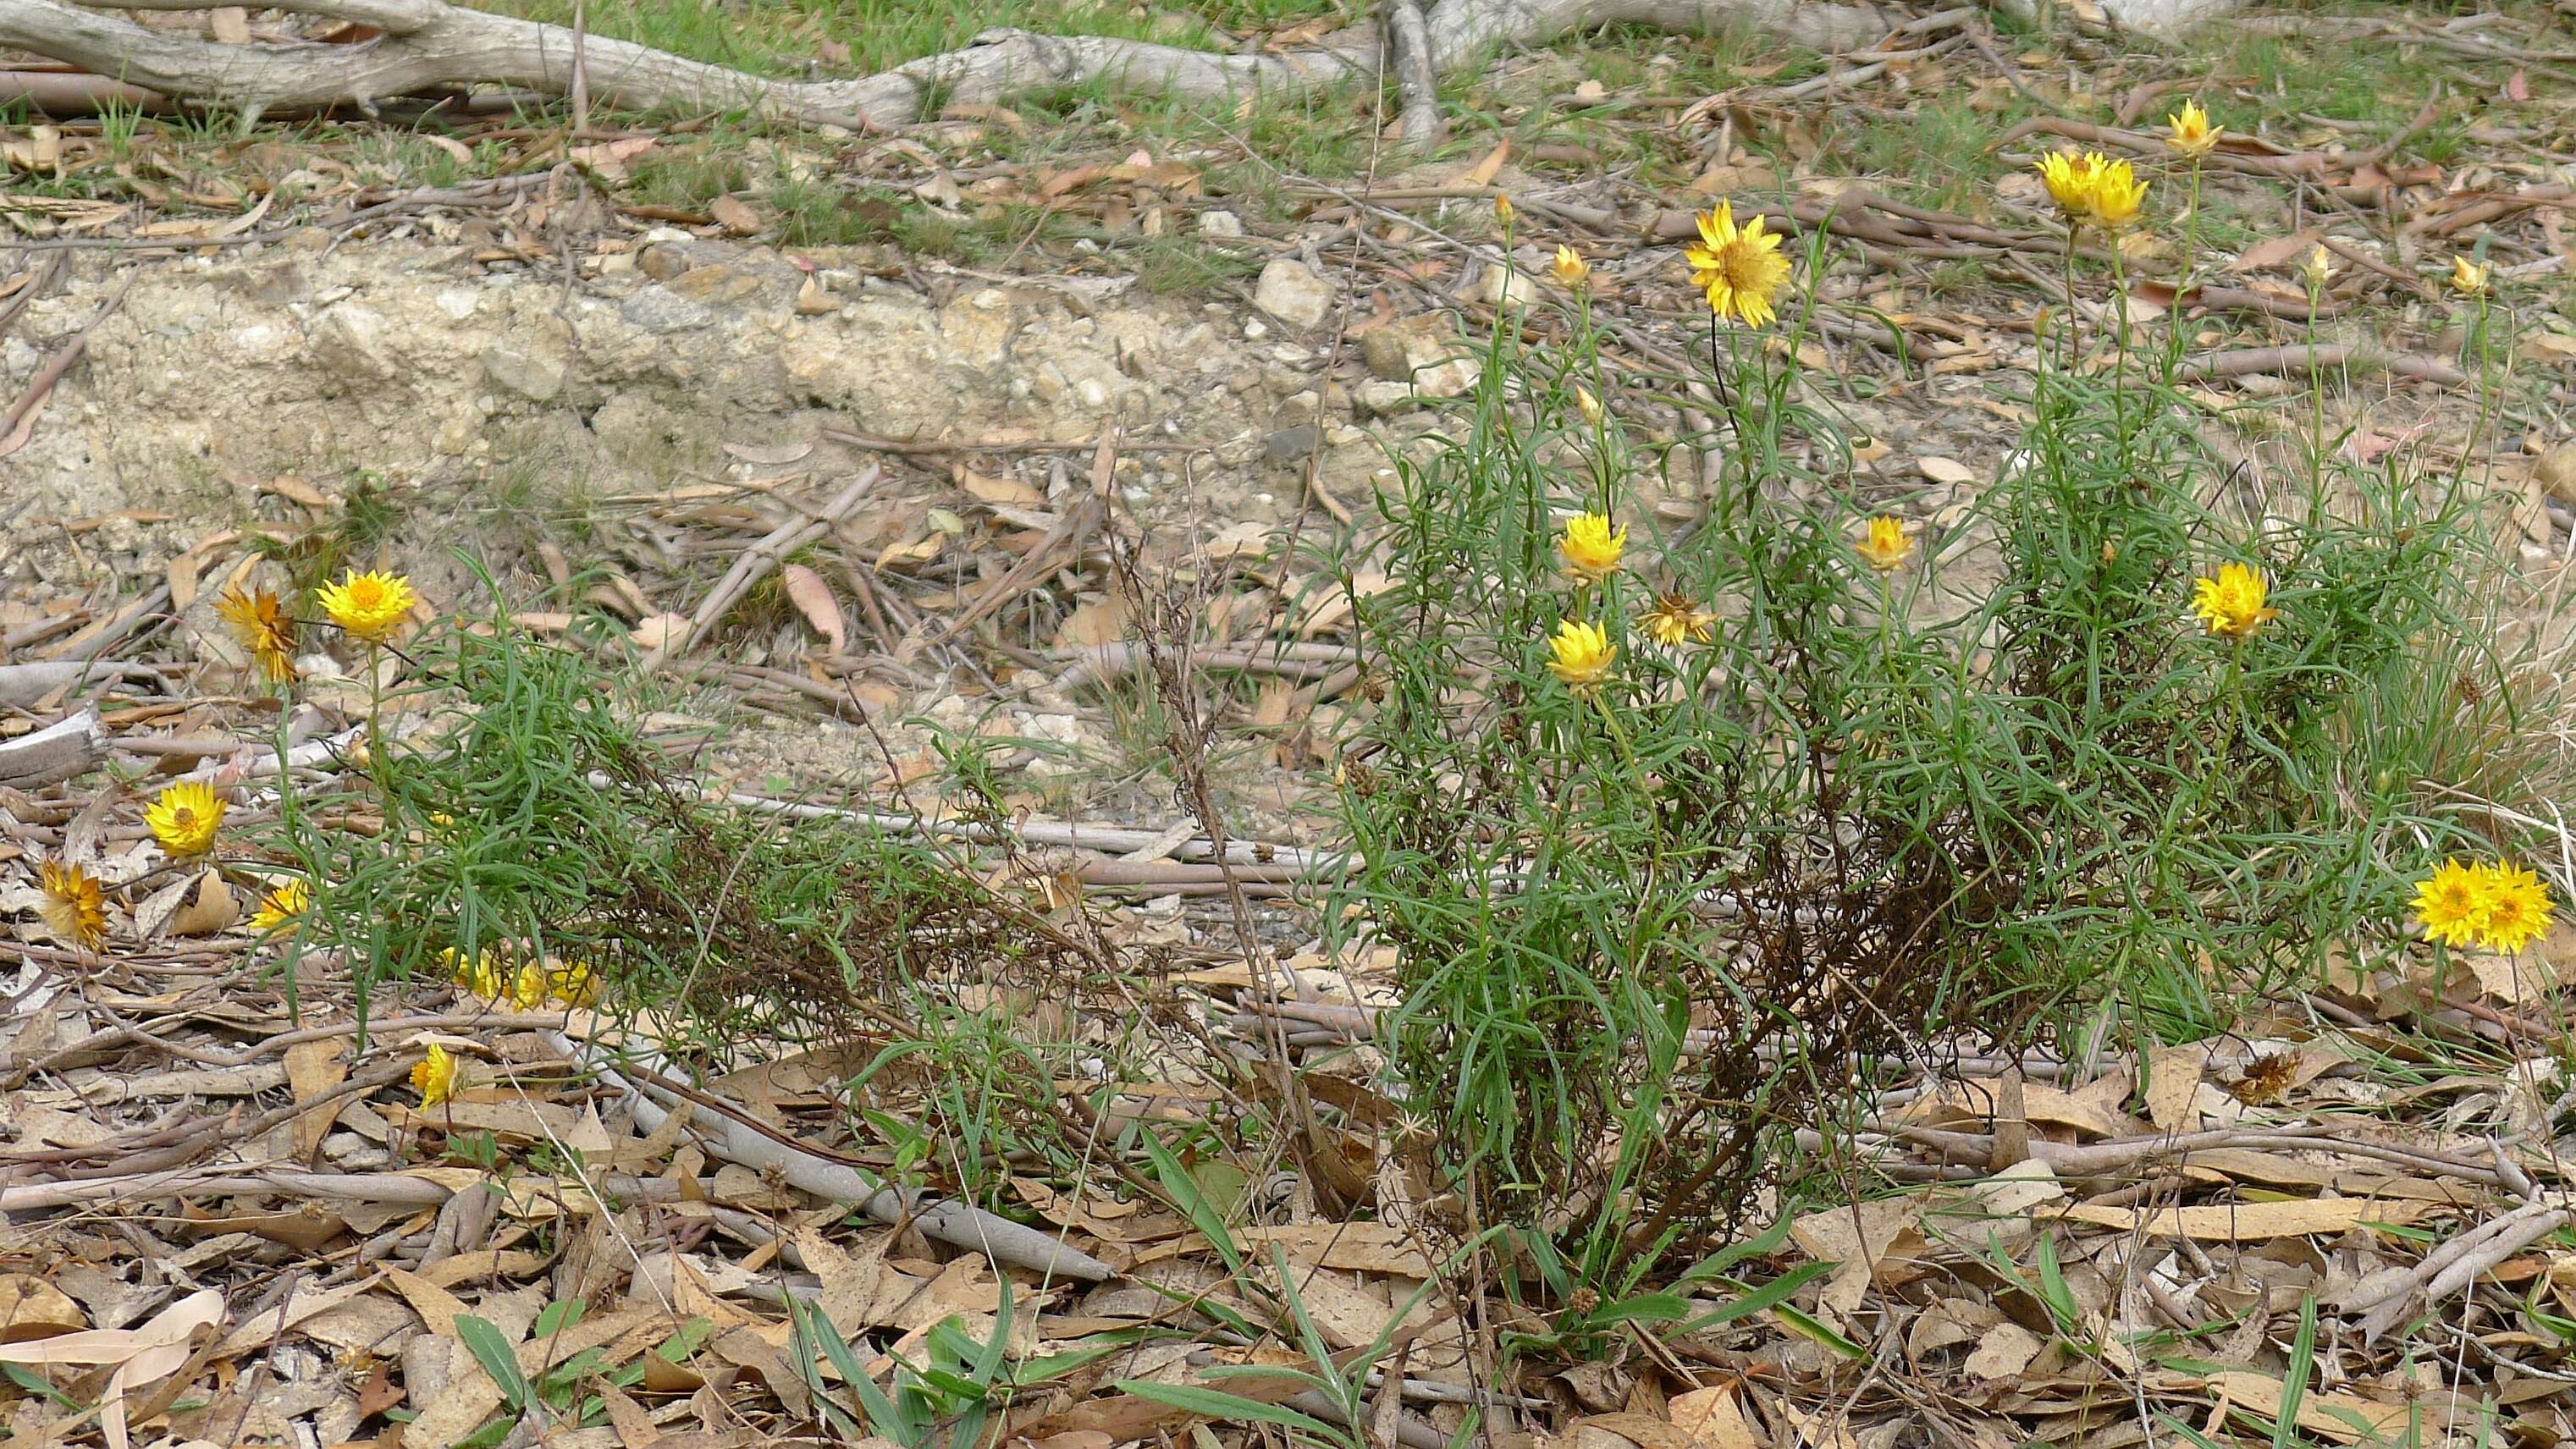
xmin=0 ymin=705 xmax=102 ymax=789
xmin=544 ymin=1030 xmax=1116 ymax=1282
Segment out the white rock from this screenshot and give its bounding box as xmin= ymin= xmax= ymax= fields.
xmin=1254 ymin=258 xmax=1334 ymax=329
xmin=1200 ymin=210 xmax=1244 ymax=238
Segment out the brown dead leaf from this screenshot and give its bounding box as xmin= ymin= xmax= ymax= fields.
xmin=1455 ymin=140 xmax=1509 ymax=190
xmin=1962 ymin=1321 xmax=2043 ymax=1380
xmin=2144 ymin=1043 xmax=2209 ymax=1132
xmin=2236 ymin=229 xmax=2325 ymax=273
xmin=571 ymin=135 xmax=655 ymax=180
xmin=709 ymin=195 xmax=762 ymax=235
xmin=0 ymin=1289 xmax=223 ymax=1449
xmin=2062 ymin=1198 xmax=2425 ymax=1241
xmin=1669 ymin=1383 xmax=1766 ymax=1449
xmin=284 ymin=1036 xmax=347 ymax=1158
xmin=0 ymin=1275 xmax=86 ymax=1342
xmin=2204 ymin=1371 xmax=2409 ymax=1443
xmin=779 ymin=564 xmax=846 ymax=655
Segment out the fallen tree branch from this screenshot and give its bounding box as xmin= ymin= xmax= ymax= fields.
xmin=543 ymin=1028 xmax=1117 ymax=1281
xmin=2179 ymin=344 xmax=2468 ymax=388
xmin=1382 ymin=0 xmax=1446 ymax=151
xmin=0 ymin=0 xmax=1905 ymax=131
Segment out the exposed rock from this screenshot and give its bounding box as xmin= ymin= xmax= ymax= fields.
xmin=1254 ymin=258 xmax=1334 ymax=329
xmin=1266 ymin=424 xmax=1321 ymax=463
xmin=1355 ymin=379 xmax=1420 ymax=416
xmin=6 ymin=234 xmax=1398 ymax=550
xmin=620 ymin=287 xmax=715 ymax=334
xmin=1360 ymin=329 xmax=1413 ymax=381
xmin=309 ymin=301 xmax=395 ymax=381
xmin=1199 ymin=210 xmax=1244 ymax=239
xmin=2537 ymin=442 xmax=2576 ymax=507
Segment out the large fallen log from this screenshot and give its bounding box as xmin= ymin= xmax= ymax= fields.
xmin=0 ymin=0 xmax=1900 ymax=130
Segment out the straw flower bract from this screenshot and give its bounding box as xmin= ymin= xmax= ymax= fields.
xmin=2449 ymin=255 xmax=2491 ymax=296
xmin=1545 ymin=620 xmax=1616 ymax=697
xmin=146 ymin=781 xmax=224 ymax=858
xmin=249 ymin=879 xmax=311 ymax=935
xmin=411 ymin=1044 xmax=460 ymax=1107
xmin=1552 ymin=245 xmax=1590 ymax=289
xmin=1558 ymin=512 xmax=1627 ymax=583
xmin=1641 ymin=592 xmax=1717 ymax=647
xmin=1684 ymin=201 xmax=1790 ymax=328
xmin=39 ymin=861 xmax=107 ymax=951
xmin=2190 ymin=563 xmax=2277 ymax=640
xmin=2166 ymin=100 xmax=2220 ymax=157
xmin=316 ymin=569 xmax=417 ymax=644
xmin=1854 ymin=516 xmax=1913 ymax=573
xmin=2082 ymin=157 xmax=2149 ymax=229
xmin=215 ymin=586 xmax=298 ymax=684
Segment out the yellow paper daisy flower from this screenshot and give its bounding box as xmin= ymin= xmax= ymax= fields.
xmin=249 ymin=879 xmax=312 ymax=935
xmin=2413 ymin=858 xmax=2489 ymax=948
xmin=2475 ymin=861 xmax=2555 ymax=955
xmin=39 ymin=861 xmax=108 ymax=951
xmin=1684 ymin=201 xmax=1791 ymax=328
xmin=146 ymin=780 xmax=225 ymax=859
xmin=2082 ymin=157 xmax=2149 ymax=229
xmin=1546 ymin=619 xmax=1617 ymax=697
xmin=445 ymin=945 xmax=506 ymax=1000
xmin=1641 ymin=592 xmax=1717 ymax=647
xmin=547 ymin=959 xmax=604 ymax=1008
xmin=214 ymin=586 xmax=299 ymax=685
xmin=2449 ymin=255 xmax=2491 ymax=297
xmin=1552 ymin=245 xmax=1590 ymax=289
xmin=2166 ymin=100 xmax=2220 ymax=157
xmin=316 ymin=569 xmax=418 ymax=644
xmin=1855 ymin=516 xmax=1913 ymax=573
xmin=411 ymin=1044 xmax=460 ymax=1108
xmin=2190 ymin=563 xmax=2278 ymax=640
xmin=1558 ymin=512 xmax=1627 ymax=582
xmin=2036 ymin=151 xmax=2101 ymax=219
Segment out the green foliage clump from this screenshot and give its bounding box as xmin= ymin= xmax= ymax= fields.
xmin=1331 ymin=229 xmax=2555 ymax=1294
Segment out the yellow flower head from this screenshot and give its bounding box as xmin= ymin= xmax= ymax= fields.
xmin=1558 ymin=512 xmax=1628 ymax=583
xmin=2036 ymin=151 xmax=2102 ymax=218
xmin=411 ymin=1043 xmax=460 ymax=1108
xmin=1641 ymin=592 xmax=1717 ymax=647
xmin=1855 ymin=515 xmax=1913 ymax=573
xmin=2082 ymin=157 xmax=2149 ymax=229
xmin=2190 ymin=563 xmax=2277 ymax=640
xmin=445 ymin=945 xmax=506 ymax=1000
xmin=2166 ymin=100 xmax=2220 ymax=157
xmin=2413 ymin=858 xmax=2490 ymax=948
xmin=39 ymin=860 xmax=107 ymax=951
xmin=249 ymin=879 xmax=311 ymax=935
xmin=316 ymin=569 xmax=418 ymax=644
xmin=1493 ymin=194 xmax=1515 ymax=228
xmin=1553 ymin=245 xmax=1591 ymax=289
xmin=1575 ymin=385 xmax=1603 ymax=427
xmin=1545 ymin=619 xmax=1617 ymax=697
xmin=2450 ymin=255 xmax=2491 ymax=297
xmin=547 ymin=959 xmax=603 ymax=1008
xmin=214 ymin=586 xmax=299 ymax=685
xmin=146 ymin=780 xmax=225 ymax=859
xmin=505 ymin=961 xmax=551 ymax=1011
xmin=2301 ymin=244 xmax=2335 ymax=292
xmin=1684 ymin=201 xmax=1791 ymax=329
xmin=2475 ymin=861 xmax=2555 ymax=955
